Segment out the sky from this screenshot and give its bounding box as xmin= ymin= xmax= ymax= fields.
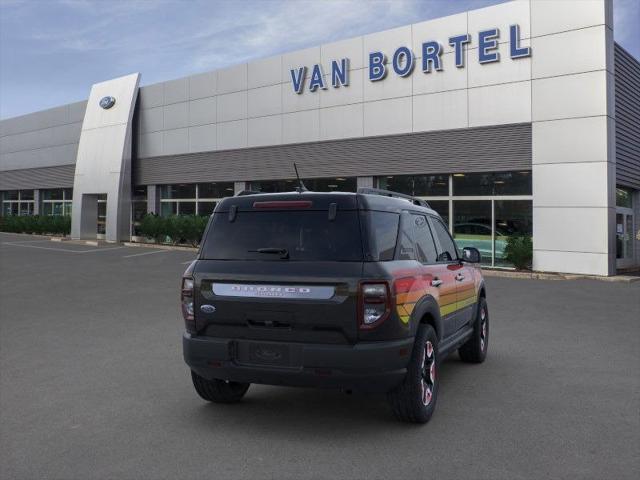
xmin=1 ymin=0 xmax=638 ymax=119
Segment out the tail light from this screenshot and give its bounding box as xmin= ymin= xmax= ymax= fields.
xmin=181 ymin=277 xmax=196 ymax=333
xmin=358 ymin=282 xmax=391 ymax=329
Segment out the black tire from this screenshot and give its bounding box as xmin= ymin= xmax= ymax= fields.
xmin=387 ymin=324 xmax=439 ymax=424
xmin=459 ymin=297 xmax=489 ymax=363
xmin=191 ymin=371 xmax=250 ymax=403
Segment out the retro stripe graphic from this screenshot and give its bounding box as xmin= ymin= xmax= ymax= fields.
xmin=392 ymin=267 xmax=476 ymax=324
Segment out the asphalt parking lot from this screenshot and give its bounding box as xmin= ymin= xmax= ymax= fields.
xmin=1 ymin=232 xmax=639 ymax=480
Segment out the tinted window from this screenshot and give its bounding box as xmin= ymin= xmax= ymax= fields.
xmin=431 ymin=217 xmax=458 ymax=262
xmin=396 ymin=214 xmax=416 ymax=261
xmin=412 ymin=214 xmax=438 ymax=263
xmin=201 ymin=211 xmax=363 ymax=261
xmin=364 ymin=211 xmax=399 ymax=261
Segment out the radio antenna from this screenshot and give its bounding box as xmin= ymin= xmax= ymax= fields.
xmin=293 ymin=163 xmax=308 ymax=193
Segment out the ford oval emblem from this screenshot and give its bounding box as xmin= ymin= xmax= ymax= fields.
xmin=200 ymin=304 xmax=216 ymax=314
xmin=99 ymin=96 xmax=116 ymax=109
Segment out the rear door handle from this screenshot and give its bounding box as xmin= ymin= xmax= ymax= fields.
xmin=431 ymin=278 xmax=443 ymax=287
xmin=455 ymin=273 xmax=465 ymax=282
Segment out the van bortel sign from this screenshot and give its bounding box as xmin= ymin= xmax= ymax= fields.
xmin=290 ymin=25 xmax=531 ymax=94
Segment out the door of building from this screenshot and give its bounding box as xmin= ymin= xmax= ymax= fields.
xmin=96 ymin=194 xmax=107 ymax=240
xmin=616 ymin=207 xmax=635 ymax=269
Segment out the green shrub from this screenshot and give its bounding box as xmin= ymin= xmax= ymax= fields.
xmin=504 ymin=235 xmax=533 ymax=270
xmin=137 ymin=213 xmax=209 ymax=246
xmin=0 ymin=215 xmax=70 ymax=235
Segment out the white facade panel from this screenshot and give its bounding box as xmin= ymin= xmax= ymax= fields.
xmin=533 ymin=250 xmax=611 ymax=276
xmin=413 ymin=89 xmax=468 ymax=132
xmin=140 ymin=107 xmax=163 ymax=134
xmin=364 ymin=97 xmax=412 ymax=137
xmin=531 ymin=26 xmax=608 ymax=79
xmin=468 ymin=80 xmax=531 ymax=127
xmin=138 ymin=84 xmax=164 ymax=109
xmin=320 ymin=68 xmax=364 ymax=108
xmin=217 ymin=63 xmax=248 ymax=94
xmin=282 ymin=110 xmax=320 ymax=144
xmin=412 ymin=51 xmax=468 ymax=95
xmin=248 ymin=84 xmax=282 ymax=118
xmin=248 ymin=116 xmax=282 ymax=147
xmin=282 ymin=46 xmax=320 ymax=82
xmin=533 ymin=206 xmax=610 ymax=254
xmin=189 ymin=71 xmax=217 ymax=100
xmin=320 ymin=103 xmax=364 ymax=141
xmin=411 ymin=12 xmax=468 ymax=55
xmin=362 ymin=25 xmax=412 ymax=67
xmin=217 ymin=91 xmax=248 ymax=123
xmin=162 ymin=128 xmax=189 ymax=155
xmin=530 ymin=0 xmax=609 ymax=37
xmin=188 ymin=97 xmax=217 ymax=127
xmin=321 ymin=36 xmax=364 ymax=71
xmin=248 ymin=55 xmax=282 ymax=89
xmin=139 ymin=131 xmax=163 ymax=158
xmin=282 ymin=81 xmax=320 ymax=113
xmin=363 ymin=67 xmax=412 ymax=102
xmin=467 ymin=41 xmax=531 ymax=88
xmin=532 ymin=71 xmax=608 ymax=121
xmin=532 ymin=116 xmax=609 ymax=165
xmin=217 ymin=119 xmax=247 ymax=150
xmin=533 ymin=162 xmax=612 ymax=207
xmin=163 ymin=78 xmax=188 ymax=105
xmin=163 ymin=102 xmax=188 ymax=130
xmin=468 ymin=0 xmax=530 ymax=43
xmin=188 ymin=123 xmax=216 ymax=153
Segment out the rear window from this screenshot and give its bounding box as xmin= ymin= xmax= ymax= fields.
xmin=201 ymin=210 xmax=363 ymax=261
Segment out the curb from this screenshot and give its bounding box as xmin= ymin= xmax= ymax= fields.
xmin=123 ymin=242 xmax=198 ymax=252
xmin=481 ymin=268 xmax=640 ymax=283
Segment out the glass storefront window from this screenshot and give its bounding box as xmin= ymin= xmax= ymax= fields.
xmin=198 ymin=182 xmax=234 ymax=198
xmin=42 ymin=189 xmax=63 ymax=200
xmin=453 ymin=201 xmax=492 ymax=265
xmin=161 ymin=202 xmax=177 ymax=216
xmin=160 ymin=184 xmax=196 ymax=199
xmin=179 ymin=202 xmax=196 ymax=215
xmin=427 ymin=200 xmax=449 ymax=227
xmin=453 ymin=171 xmax=531 ymax=196
xmin=377 ymin=174 xmax=449 ymax=196
xmin=198 ymin=202 xmax=217 ymax=215
xmin=19 ymin=190 xmax=34 ymax=200
xmin=303 ymin=177 xmax=357 ymax=192
xmin=494 ymin=200 xmax=533 ymax=267
xmin=4 ymin=191 xmax=18 ymax=201
xmin=616 ymin=187 xmax=632 ymax=208
xmin=251 ymin=179 xmax=298 ymax=193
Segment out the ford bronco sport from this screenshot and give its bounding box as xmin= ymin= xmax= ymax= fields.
xmin=182 ymin=188 xmax=488 ymax=423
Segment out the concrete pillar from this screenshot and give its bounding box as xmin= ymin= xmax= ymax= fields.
xmin=530 ymin=0 xmax=615 ymax=275
xmin=234 ymin=181 xmax=248 ymax=195
xmin=147 ymin=185 xmax=159 ymax=214
xmin=33 ymin=189 xmax=40 ymax=215
xmin=357 ymin=177 xmax=374 ymax=189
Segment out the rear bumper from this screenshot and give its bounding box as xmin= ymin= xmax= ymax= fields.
xmin=183 ymin=333 xmax=413 ymax=393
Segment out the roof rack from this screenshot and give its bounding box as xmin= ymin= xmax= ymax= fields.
xmin=235 ymin=190 xmax=262 ymax=196
xmin=357 ymin=187 xmax=431 ymax=209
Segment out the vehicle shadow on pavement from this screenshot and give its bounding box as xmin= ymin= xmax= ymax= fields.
xmin=186 ymin=356 xmax=468 ymax=435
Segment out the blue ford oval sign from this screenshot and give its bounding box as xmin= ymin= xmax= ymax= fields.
xmin=99 ymin=96 xmax=116 ymax=109
xmin=200 ymin=304 xmax=216 ymax=314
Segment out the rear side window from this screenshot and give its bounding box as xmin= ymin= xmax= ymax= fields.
xmin=201 ymin=210 xmax=363 ymax=261
xmin=412 ymin=214 xmax=438 ymax=263
xmin=363 ymin=211 xmax=399 ymax=261
xmin=430 ymin=217 xmax=458 ymax=262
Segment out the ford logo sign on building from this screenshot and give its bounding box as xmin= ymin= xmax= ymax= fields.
xmin=99 ymin=96 xmax=116 ymax=109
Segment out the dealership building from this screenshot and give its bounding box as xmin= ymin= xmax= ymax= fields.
xmin=1 ymin=0 xmax=638 ymax=275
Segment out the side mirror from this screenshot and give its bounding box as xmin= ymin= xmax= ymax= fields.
xmin=462 ymin=247 xmax=481 ymax=263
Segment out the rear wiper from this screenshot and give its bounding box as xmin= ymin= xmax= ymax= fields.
xmin=248 ymin=247 xmax=289 ymax=259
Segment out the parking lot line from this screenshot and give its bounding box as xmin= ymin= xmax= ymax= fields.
xmin=0 ymin=242 xmax=125 ymax=254
xmin=122 ymin=249 xmax=169 ymax=258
